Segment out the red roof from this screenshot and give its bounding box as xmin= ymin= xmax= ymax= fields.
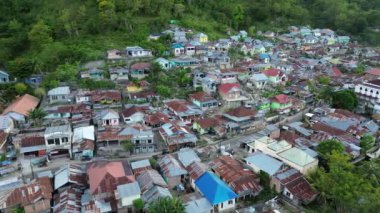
xmin=144 ymin=111 xmax=170 ymax=126
xmin=186 ymin=161 xmax=207 ymax=180
xmin=2 ymin=94 xmax=40 ymax=117
xmin=218 ymin=83 xmax=241 ymax=94
xmin=189 ymin=91 xmax=215 ymax=102
xmin=87 ymin=160 xmax=134 ymax=195
xmin=367 ymin=68 xmax=380 ymax=76
xmin=225 ymin=107 xmax=257 ymax=118
xmin=21 ymin=136 xmax=45 ymax=147
xmin=165 ymin=100 xmax=189 ymax=112
xmin=331 ymin=67 xmax=342 ymax=77
xmin=91 ymin=90 xmax=121 ymax=103
xmin=210 ymin=156 xmax=262 ymax=195
xmin=271 ymin=94 xmax=291 ymax=104
xmin=311 ymin=122 xmax=346 ymax=136
xmin=263 ymin=68 xmax=281 ymax=77
xmin=131 ymin=62 xmax=151 ymax=70
xmin=194 ymin=117 xmax=217 ymax=129
xmin=285 ymin=175 xmax=318 ymax=203
xmin=122 ymin=105 xmax=145 ymax=118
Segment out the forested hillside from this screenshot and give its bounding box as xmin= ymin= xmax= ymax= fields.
xmin=1 ymin=0 xmax=380 ymax=78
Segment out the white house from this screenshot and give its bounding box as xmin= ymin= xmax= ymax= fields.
xmin=44 ymin=125 xmax=72 ymax=150
xmin=99 ymin=109 xmax=120 ymax=126
xmin=115 ymin=182 xmax=141 ymax=209
xmin=48 ymin=86 xmax=71 ymax=104
xmin=126 ymin=46 xmax=152 ymax=57
xmin=155 ymin=57 xmax=171 ymax=70
xmin=0 ymin=116 xmax=14 ymax=133
xmin=122 ymin=106 xmax=145 ymax=124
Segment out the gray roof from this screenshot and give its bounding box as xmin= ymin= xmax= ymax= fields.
xmin=0 ymin=115 xmax=12 ymax=130
xmin=320 ymin=117 xmax=357 ymax=131
xmin=158 ymin=155 xmax=187 ymax=177
xmin=245 ymin=152 xmax=283 ymax=176
xmin=142 ymin=185 xmax=172 ymax=204
xmin=0 ymin=70 xmax=9 ymax=76
xmin=251 ymin=73 xmax=268 ymax=82
xmin=48 ymin=86 xmax=70 ymax=95
xmin=45 ymin=125 xmax=71 ymax=135
xmin=288 ymin=122 xmax=312 ymax=137
xmin=275 ymin=168 xmax=298 ymax=180
xmin=137 ymin=170 xmax=167 ymax=193
xmin=185 ymin=197 xmax=213 ymax=213
xmin=177 ymin=148 xmax=201 ymax=167
xmin=131 ymin=159 xmax=151 ymax=170
xmin=117 ymin=182 xmax=141 ymax=198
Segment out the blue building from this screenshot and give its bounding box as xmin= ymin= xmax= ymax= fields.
xmin=195 ymin=171 xmax=238 ymax=212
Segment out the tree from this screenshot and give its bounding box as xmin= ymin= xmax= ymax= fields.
xmin=316 ymin=139 xmax=345 ymax=159
xmin=14 ymin=83 xmax=27 ymax=95
xmin=148 ymin=197 xmax=185 ymax=213
xmin=318 ymin=76 xmax=330 ymax=85
xmin=122 ymin=140 xmax=134 ymax=153
xmin=149 ymin=158 xmax=157 ymax=169
xmin=331 ymin=90 xmax=358 ymax=111
xmin=34 ymin=88 xmax=46 ymax=98
xmin=28 ymin=20 xmax=53 ymax=50
xmin=359 ymin=135 xmax=375 ymax=153
xmin=132 ymin=198 xmax=144 ymax=212
xmin=27 ymin=108 xmax=47 ymax=126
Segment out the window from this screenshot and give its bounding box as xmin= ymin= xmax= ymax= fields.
xmin=135 ymin=140 xmax=140 ymax=145
xmin=47 ymin=139 xmax=54 ymax=145
xmin=62 ymin=137 xmax=69 ymax=143
xmin=286 ymin=191 xmax=291 ymax=197
xmin=62 ymin=95 xmax=65 ymax=99
xmin=54 ymin=138 xmax=60 ymax=145
xmin=149 ymin=146 xmax=153 ymax=149
xmin=148 ymin=140 xmax=152 ymax=144
xmin=221 ymin=203 xmax=223 ymax=208
xmin=228 ymin=200 xmax=233 ymax=205
xmin=143 ymin=146 xmax=146 ymax=149
xmin=52 ymin=96 xmax=58 ymax=100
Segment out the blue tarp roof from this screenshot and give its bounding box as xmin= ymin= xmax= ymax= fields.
xmin=195 ymin=171 xmax=237 ymax=205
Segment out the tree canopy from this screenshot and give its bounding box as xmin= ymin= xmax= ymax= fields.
xmin=316 ymin=139 xmax=345 ymax=159
xmin=148 ymin=197 xmax=185 ymax=213
xmin=331 ymin=90 xmax=358 ymax=111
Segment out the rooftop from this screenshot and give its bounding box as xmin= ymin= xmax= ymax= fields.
xmin=245 ymin=152 xmax=283 ymax=176
xmin=278 ymin=147 xmax=317 ymax=167
xmin=48 ymin=86 xmax=70 ymax=96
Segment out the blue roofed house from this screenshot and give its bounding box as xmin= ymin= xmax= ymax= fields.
xmin=249 ymin=73 xmax=268 ymax=90
xmin=171 ymin=43 xmax=185 ymax=56
xmin=47 ymin=86 xmax=71 ymax=104
xmin=0 ymin=70 xmax=10 ymax=84
xmin=155 ymin=57 xmax=172 ymax=70
xmin=195 ymin=171 xmax=238 ymax=212
xmin=336 ymin=36 xmax=350 ymax=44
xmin=245 ymin=152 xmax=284 ymax=176
xmin=259 ymin=53 xmax=270 ymax=63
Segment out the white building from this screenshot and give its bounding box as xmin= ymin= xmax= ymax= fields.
xmin=355 ymin=80 xmax=380 ymax=113
xmin=126 ymin=46 xmax=152 ymax=57
xmin=44 ymin=125 xmax=72 ymax=150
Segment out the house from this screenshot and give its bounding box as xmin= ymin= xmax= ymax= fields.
xmin=109 ymin=67 xmax=129 ymax=81
xmin=188 ymin=91 xmax=218 ymax=111
xmin=98 ymin=109 xmax=120 ymax=126
xmin=157 ymin=154 xmax=188 ymax=188
xmin=193 ymin=33 xmax=208 ymax=43
xmin=185 ymin=161 xmax=208 ymax=189
xmin=277 ymin=147 xmax=318 ymax=174
xmin=48 ymin=86 xmax=71 ymax=104
xmin=144 ymin=111 xmax=170 ymax=128
xmin=164 ymin=99 xmax=203 ymax=123
xmin=249 ymin=73 xmax=268 ymax=89
xmin=170 ymin=56 xmax=200 ymax=68
xmin=246 ymin=136 xmax=291 ymax=156
xmin=0 ymin=115 xmax=14 ymax=133
xmin=195 ymin=171 xmax=238 ymax=212
xmin=155 ymin=57 xmax=172 ymax=70
xmin=185 ymin=197 xmax=213 ymax=213
xmin=53 ymin=186 xmax=83 ymax=213
xmin=87 ymin=160 xmax=135 ymax=208
xmin=201 ymin=77 xmax=217 ymax=94
xmin=171 ymin=43 xmax=185 ymax=56
xmin=185 ymin=43 xmax=196 ymax=56
xmin=1 ymin=177 xmax=53 ymax=212
xmin=136 ymin=169 xmax=168 ymax=193
xmin=204 ymin=52 xmax=231 ymax=69
xmin=336 ymin=36 xmax=350 ymax=44
xmin=122 ymin=105 xmax=146 ymax=124
xmin=72 ymin=125 xmax=95 ymax=159
xmin=263 ymin=68 xmax=286 ymax=84
xmin=131 ymin=159 xmax=152 ymax=176
xmin=0 ymin=70 xmax=10 ymax=83
xmin=270 ymin=94 xmax=294 ymax=114
xmin=96 ymin=127 xmax=131 ymax=148
xmin=218 ymin=83 xmax=248 ymax=108
xmin=355 ymin=79 xmax=380 ymax=114
xmin=209 ymin=156 xmax=262 ymax=198
xmin=106 ymin=49 xmax=123 ymax=60
xmin=128 ymin=90 xmax=160 ymax=103
xmin=19 ymin=135 xmax=47 ymax=159
xmin=80 ymin=67 xmax=104 ymax=80
xmin=245 ymin=152 xmax=284 ymax=176
xmin=118 ymin=125 xmax=155 ymax=153
xmin=271 ymin=168 xmax=318 ymax=205
xmin=125 ymin=46 xmax=152 ymax=57
xmin=115 ymin=182 xmax=141 ymax=210
xmin=259 ymin=53 xmax=270 ymax=63
xmin=130 ymin=62 xmax=151 ymax=79
xmin=173 ymin=30 xmax=187 ymax=42
xmin=54 ymin=164 xmax=87 ymax=190
xmin=25 ymin=74 xmax=43 ymax=86
xmin=91 ymin=90 xmax=122 ymax=106
xmin=1 ymin=94 xmax=40 ymax=123
xmin=192 ymin=117 xmax=218 ymax=135
xmin=177 ymin=148 xmax=201 ymax=167
xmin=159 ymin=121 xmax=198 ymax=152
xmin=223 ymin=107 xmax=259 ymax=133
xmin=44 ymin=125 xmax=72 ymax=154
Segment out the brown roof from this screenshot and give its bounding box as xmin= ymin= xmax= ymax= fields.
xmin=6 ymin=177 xmax=53 ymax=208
xmin=165 ymin=100 xmax=189 ymax=112
xmin=210 ymin=156 xmax=262 ymax=195
xmin=186 ymin=161 xmax=208 ymax=180
xmin=21 ymin=136 xmax=45 ymax=147
xmin=122 ymin=106 xmax=145 ymax=118
xmin=2 ymin=94 xmax=39 ymax=116
xmin=189 ymin=91 xmax=215 ymax=102
xmin=144 ymin=111 xmax=170 ymax=126
xmin=96 ymin=127 xmax=131 ymax=142
xmin=285 ymin=175 xmax=318 ymax=203
xmin=91 ymin=90 xmax=121 ymax=103
xmin=53 ymin=186 xmax=82 ymax=213
xmin=131 ymin=62 xmax=151 ymax=70
xmin=311 ymin=122 xmax=346 ymax=136
xmin=194 ymin=117 xmax=217 ymax=129
xmin=225 ymin=107 xmax=257 ymax=118
xmin=87 ymin=160 xmax=134 ymax=195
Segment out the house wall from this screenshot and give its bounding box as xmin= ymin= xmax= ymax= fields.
xmin=49 ymin=95 xmax=68 ymax=104
xmin=76 ymin=96 xmax=90 ymax=103
xmin=120 ymin=194 xmax=141 ymax=207
xmin=44 ymin=133 xmax=72 ymax=149
xmin=270 ymin=177 xmax=283 ymax=193
xmin=133 ymin=135 xmax=155 ymax=153
xmin=279 ymin=157 xmax=318 ymax=175
xmin=166 ymin=176 xmax=182 ymax=189
xmin=215 ymin=199 xmax=235 ymax=212
xmin=0 ymin=74 xmax=9 ymax=83
xmin=102 ymin=118 xmax=119 ymax=126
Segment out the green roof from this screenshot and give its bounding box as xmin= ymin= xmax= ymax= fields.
xmin=278 ymin=147 xmax=316 ymax=166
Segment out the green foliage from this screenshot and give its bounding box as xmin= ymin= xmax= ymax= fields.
xmin=122 ymin=140 xmax=134 ymax=153
xmin=28 ymin=20 xmax=53 ymax=50
xmin=14 ymin=83 xmax=27 ymax=95
xmin=309 ymin=151 xmax=380 ymax=212
xmin=149 ymin=158 xmax=157 ymax=169
xmin=34 ymin=88 xmax=46 ymax=98
xmin=132 ymin=198 xmax=144 ymax=210
xmin=354 ymin=64 xmax=366 ymax=74
xmin=316 ymin=139 xmax=345 ymax=159
xmin=317 ymin=76 xmax=330 ymax=85
xmin=11 ymin=207 xmax=25 ymax=213
xmin=331 ymin=90 xmax=358 ymax=111
xmin=27 ymin=108 xmax=47 ymax=126
xmin=148 ymin=197 xmax=185 ymax=213
xmin=0 ymin=154 xmax=6 ymax=162
xmin=359 ymin=135 xmax=376 ymax=153
xmin=79 ymin=79 xmax=116 ymax=90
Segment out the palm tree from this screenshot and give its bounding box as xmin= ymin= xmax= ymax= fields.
xmin=148 ymin=197 xmax=185 ymax=213
xmin=27 ymin=108 xmax=47 ymax=126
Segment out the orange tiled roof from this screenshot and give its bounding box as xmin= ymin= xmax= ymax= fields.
xmin=2 ymin=94 xmax=39 ymax=116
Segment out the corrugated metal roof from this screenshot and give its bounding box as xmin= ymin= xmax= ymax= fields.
xmin=117 ymin=182 xmax=141 ymax=198
xmin=177 ymin=148 xmax=201 ymax=167
xmin=245 ymin=152 xmax=283 ymax=176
